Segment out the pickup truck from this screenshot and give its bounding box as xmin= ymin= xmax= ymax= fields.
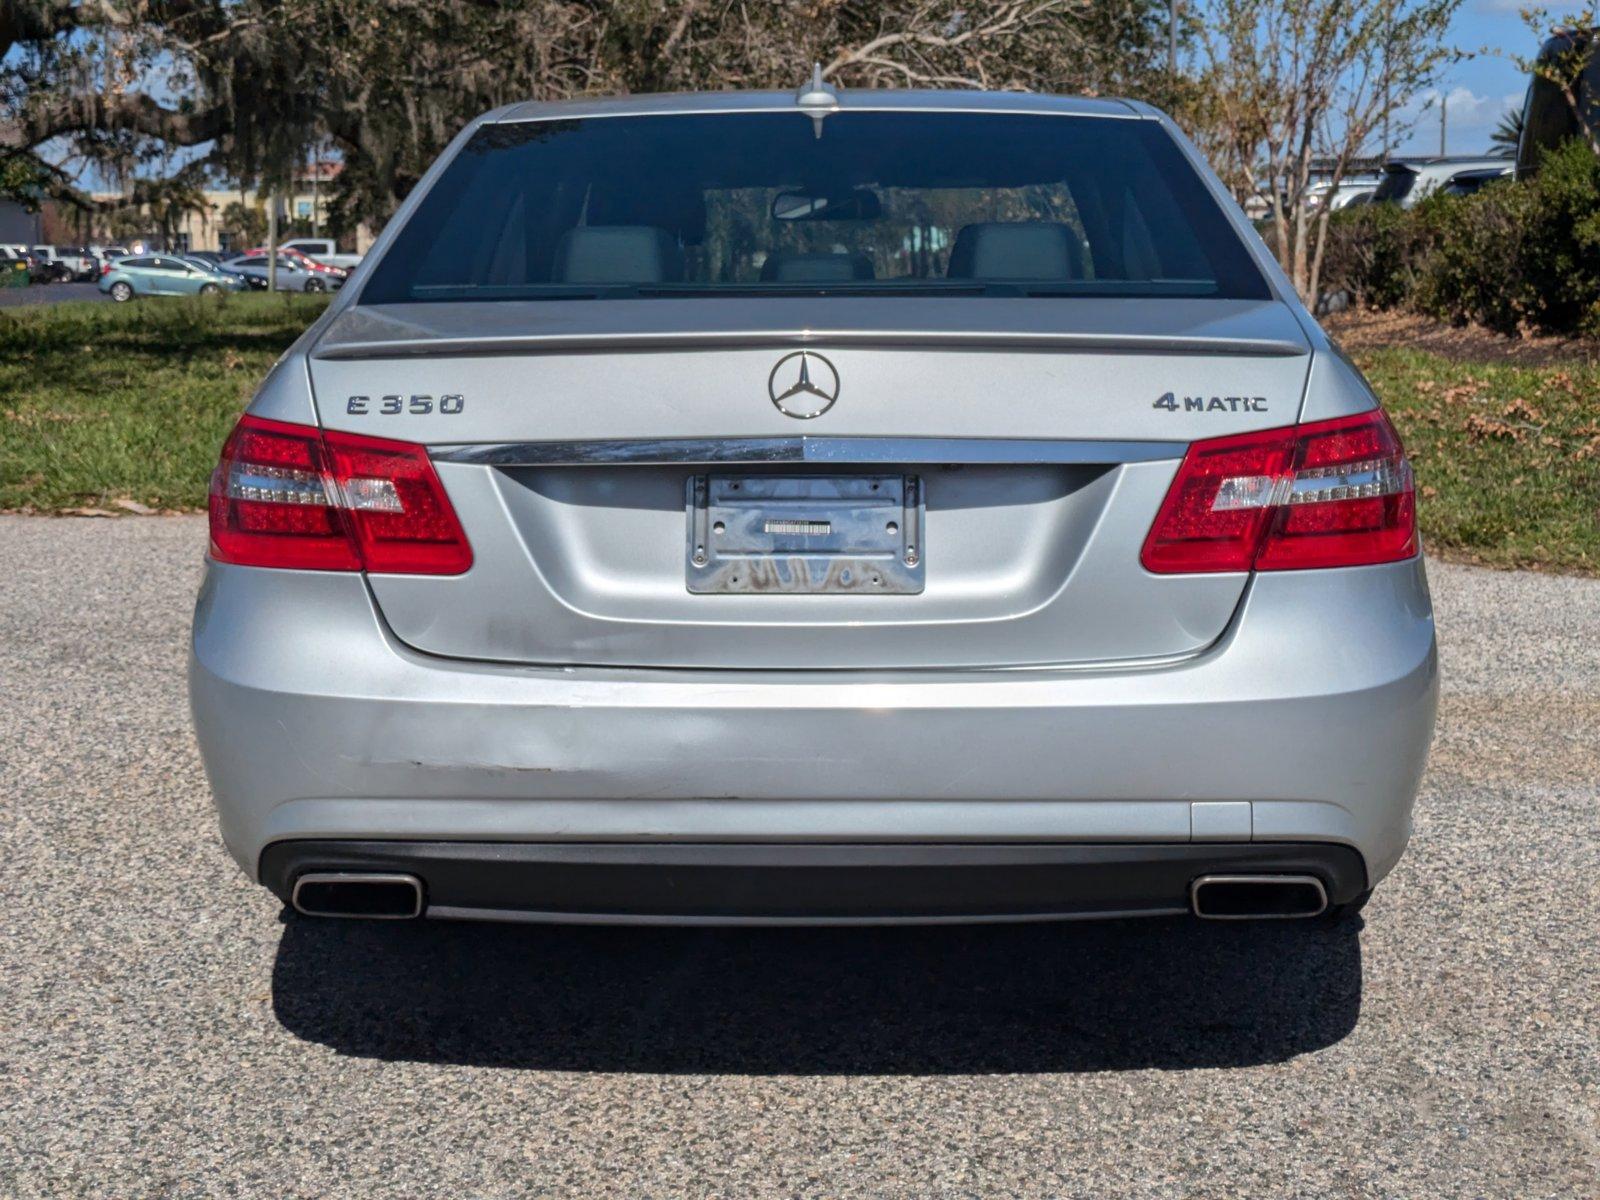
xmin=279 ymin=238 xmax=363 ymax=270
xmin=32 ymin=245 xmax=99 ymax=281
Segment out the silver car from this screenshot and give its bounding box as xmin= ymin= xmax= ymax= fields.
xmin=1371 ymin=155 xmax=1512 ymax=208
xmin=190 ymin=83 xmax=1437 ymax=926
xmin=220 ymin=253 xmax=344 ymax=293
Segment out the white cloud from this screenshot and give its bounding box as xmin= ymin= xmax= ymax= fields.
xmin=1446 ymin=85 xmax=1524 ymax=126
xmin=1392 ymin=86 xmax=1523 ymax=154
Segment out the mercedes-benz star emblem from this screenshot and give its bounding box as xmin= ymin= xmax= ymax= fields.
xmin=767 ymin=350 xmax=840 ymax=419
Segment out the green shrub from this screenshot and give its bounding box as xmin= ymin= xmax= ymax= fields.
xmin=1319 ymin=200 xmax=1432 ymax=310
xmin=1318 ymin=139 xmax=1600 ymax=337
xmin=1414 ymin=139 xmax=1600 ymax=336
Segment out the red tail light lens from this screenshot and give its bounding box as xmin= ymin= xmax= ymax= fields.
xmin=321 ymin=429 xmax=474 ymax=573
xmin=208 ymin=415 xmax=472 ymax=574
xmin=1141 ymin=410 xmax=1416 ymax=574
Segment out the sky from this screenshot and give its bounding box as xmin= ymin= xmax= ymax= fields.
xmin=1394 ymin=0 xmax=1550 ymax=156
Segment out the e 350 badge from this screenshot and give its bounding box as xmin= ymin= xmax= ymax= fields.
xmin=1154 ymin=391 xmax=1267 ymax=414
xmin=347 ymin=394 xmax=465 ymax=415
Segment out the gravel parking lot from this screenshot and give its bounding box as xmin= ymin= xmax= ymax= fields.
xmin=1 ymin=515 xmax=1595 ymax=1197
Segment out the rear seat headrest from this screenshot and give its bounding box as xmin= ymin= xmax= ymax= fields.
xmin=759 ymin=252 xmax=875 ymax=283
xmin=553 ymin=226 xmax=682 ymax=284
xmin=946 ymin=222 xmax=1084 ymax=280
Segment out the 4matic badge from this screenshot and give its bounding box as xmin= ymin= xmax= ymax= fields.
xmin=1153 ymin=391 xmax=1268 ymax=413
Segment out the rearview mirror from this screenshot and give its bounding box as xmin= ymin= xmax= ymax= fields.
xmin=771 ymin=188 xmax=882 ymax=222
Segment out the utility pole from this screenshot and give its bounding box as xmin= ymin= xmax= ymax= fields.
xmin=1440 ymin=93 xmax=1448 ymax=156
xmin=1169 ymin=0 xmax=1179 ymax=80
xmin=267 ymin=190 xmax=278 ymax=292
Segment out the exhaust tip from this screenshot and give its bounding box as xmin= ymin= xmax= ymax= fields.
xmin=291 ymin=872 xmax=424 ymax=919
xmin=1191 ymin=874 xmax=1328 ymax=920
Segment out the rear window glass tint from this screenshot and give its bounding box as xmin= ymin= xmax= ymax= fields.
xmin=363 ymin=111 xmax=1269 ymax=303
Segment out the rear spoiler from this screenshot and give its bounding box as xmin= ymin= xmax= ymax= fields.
xmin=314 ymin=328 xmax=1309 ymax=360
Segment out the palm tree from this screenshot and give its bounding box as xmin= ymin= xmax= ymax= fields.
xmin=221 ymin=200 xmax=267 ymax=250
xmin=137 ymin=175 xmax=211 ymax=250
xmin=1490 ymin=107 xmax=1524 ymax=157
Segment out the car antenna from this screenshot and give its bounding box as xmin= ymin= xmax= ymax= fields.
xmin=795 ymin=62 xmax=839 ymax=139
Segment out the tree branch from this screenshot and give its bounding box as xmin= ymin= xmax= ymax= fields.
xmin=3 ymin=90 xmax=228 ymax=155
xmin=822 ymin=0 xmax=1076 ymax=81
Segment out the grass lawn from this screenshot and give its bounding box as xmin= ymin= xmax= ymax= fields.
xmin=1354 ymin=347 xmax=1600 ymax=574
xmin=1 ymin=294 xmax=326 ymax=512
xmin=2 ymin=297 xmax=1596 ymax=574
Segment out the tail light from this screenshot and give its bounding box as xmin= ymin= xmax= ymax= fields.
xmin=208 ymin=415 xmax=472 ymax=574
xmin=1141 ymin=410 xmax=1415 ymax=574
xmin=100 ymin=262 xmax=112 ymax=276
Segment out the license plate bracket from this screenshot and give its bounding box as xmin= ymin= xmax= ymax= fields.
xmin=686 ymin=474 xmax=924 ymax=594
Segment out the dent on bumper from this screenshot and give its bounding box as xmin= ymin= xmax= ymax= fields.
xmin=189 ymin=556 xmax=1437 ymax=885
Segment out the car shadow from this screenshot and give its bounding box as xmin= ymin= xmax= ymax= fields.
xmin=270 ymin=913 xmax=1362 ymax=1074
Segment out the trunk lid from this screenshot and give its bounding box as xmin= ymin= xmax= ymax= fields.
xmin=309 ymin=297 xmax=1311 ymax=670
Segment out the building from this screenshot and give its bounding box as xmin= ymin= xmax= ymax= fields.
xmin=0 ymin=199 xmax=43 ymax=245
xmin=83 ymin=161 xmax=376 ymax=254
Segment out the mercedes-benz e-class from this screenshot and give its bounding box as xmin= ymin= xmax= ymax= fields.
xmin=190 ymin=82 xmax=1437 ymax=925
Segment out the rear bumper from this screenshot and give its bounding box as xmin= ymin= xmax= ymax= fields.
xmin=191 ymin=554 xmax=1437 ymax=917
xmin=260 ymin=840 xmax=1369 ymax=924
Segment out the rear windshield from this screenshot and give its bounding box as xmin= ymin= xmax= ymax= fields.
xmin=361 ymin=111 xmax=1270 ymax=303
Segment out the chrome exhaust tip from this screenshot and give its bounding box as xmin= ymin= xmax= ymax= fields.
xmin=1190 ymin=874 xmax=1328 ymax=920
xmin=291 ymin=872 xmax=424 ymax=919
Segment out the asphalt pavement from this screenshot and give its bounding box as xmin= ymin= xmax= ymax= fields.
xmin=0 ymin=515 xmax=1596 ymax=1198
xmin=0 ymin=282 xmax=107 ymax=307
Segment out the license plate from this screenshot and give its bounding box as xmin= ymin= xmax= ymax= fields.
xmin=686 ymin=474 xmax=924 ymax=594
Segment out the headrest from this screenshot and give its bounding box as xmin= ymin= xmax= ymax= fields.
xmin=553 ymin=226 xmax=682 ymax=284
xmin=946 ymin=222 xmax=1084 ymax=280
xmin=759 ymin=252 xmax=875 ymax=283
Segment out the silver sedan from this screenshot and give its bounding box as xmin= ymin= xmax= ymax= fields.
xmin=190 ymin=83 xmax=1436 ymax=928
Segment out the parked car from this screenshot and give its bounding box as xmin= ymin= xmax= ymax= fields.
xmin=2 ymin=245 xmax=56 ymax=284
xmin=241 ymin=245 xmax=349 ymax=282
xmin=180 ymin=250 xmax=265 ymax=288
xmin=1439 ymin=165 xmax=1513 ymax=198
xmin=1306 ymin=177 xmax=1380 ymax=210
xmin=280 ymin=237 xmax=364 ymax=270
xmin=1370 ymin=156 xmax=1512 ymax=208
xmin=98 ymin=254 xmax=248 ymax=301
xmin=193 ymin=85 xmax=1436 ymax=928
xmin=222 ymin=253 xmax=343 ymax=292
xmin=14 ymin=245 xmax=70 ymax=282
xmin=31 ymin=244 xmax=99 ymax=281
xmin=179 ymin=254 xmax=263 ymax=292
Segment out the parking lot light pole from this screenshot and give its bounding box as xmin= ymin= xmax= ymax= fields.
xmin=266 ymin=190 xmax=279 ymax=292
